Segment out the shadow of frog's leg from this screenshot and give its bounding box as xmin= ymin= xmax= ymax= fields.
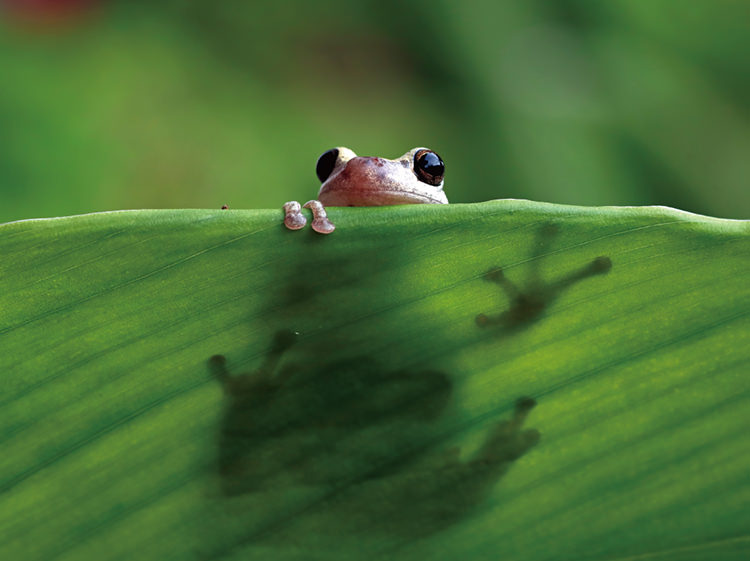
xmin=475 ymin=397 xmax=540 ymax=466
xmin=375 ymin=397 xmax=540 ymax=537
xmin=484 ymin=267 xmax=521 ymax=300
xmin=257 ymin=329 xmax=298 ymax=380
xmin=475 ymin=267 xmax=529 ymax=327
xmin=210 ymin=330 xmax=299 ymax=496
xmin=208 ymin=354 xmax=231 ymax=386
xmin=524 ymin=223 xmax=559 ymax=286
xmin=209 ymin=329 xmax=298 ymax=394
xmin=548 ymin=256 xmax=612 ymax=295
xmin=476 ymin=243 xmax=612 ymax=329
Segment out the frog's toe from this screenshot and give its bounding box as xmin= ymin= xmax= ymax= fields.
xmin=208 ymin=354 xmax=231 ymax=386
xmin=285 ymin=213 xmax=307 ymax=230
xmin=303 ymin=200 xmax=336 ymax=234
xmin=283 ymin=201 xmax=307 ymax=230
xmin=311 ymin=217 xmax=335 ymax=234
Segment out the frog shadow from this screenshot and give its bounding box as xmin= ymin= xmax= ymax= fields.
xmin=207 ymin=330 xmax=539 ymax=540
xmin=476 ymin=224 xmax=612 ymax=332
xmin=201 ymin=223 xmax=610 ymax=551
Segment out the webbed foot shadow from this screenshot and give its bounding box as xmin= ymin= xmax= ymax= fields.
xmin=477 ymin=224 xmax=612 ymax=330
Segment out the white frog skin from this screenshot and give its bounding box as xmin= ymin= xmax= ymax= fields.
xmin=284 ymin=147 xmax=448 ymax=234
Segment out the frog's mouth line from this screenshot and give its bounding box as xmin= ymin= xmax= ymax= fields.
xmin=371 ymin=190 xmax=445 ymax=204
xmin=323 ymin=187 xmax=446 ymax=205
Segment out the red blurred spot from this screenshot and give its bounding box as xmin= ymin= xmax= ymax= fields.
xmin=2 ymin=0 xmax=97 ymax=29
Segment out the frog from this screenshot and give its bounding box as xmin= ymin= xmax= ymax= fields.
xmin=283 ymin=146 xmax=448 ymax=234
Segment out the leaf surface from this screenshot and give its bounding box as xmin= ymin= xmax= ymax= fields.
xmin=1 ymin=201 xmax=748 ymax=561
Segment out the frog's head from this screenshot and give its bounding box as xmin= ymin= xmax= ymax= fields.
xmin=315 ymin=147 xmax=448 ymax=206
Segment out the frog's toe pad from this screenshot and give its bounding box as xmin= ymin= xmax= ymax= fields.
xmin=303 ymin=200 xmax=336 ymax=234
xmin=311 ymin=217 xmax=335 ymax=234
xmin=283 ymin=201 xmax=307 ymax=230
xmin=284 ymin=213 xmax=307 ymax=230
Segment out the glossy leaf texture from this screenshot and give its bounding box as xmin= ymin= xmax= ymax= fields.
xmin=1 ymin=201 xmax=749 ymax=561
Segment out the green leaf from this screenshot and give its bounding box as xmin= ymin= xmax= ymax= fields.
xmin=1 ymin=201 xmax=748 ymax=561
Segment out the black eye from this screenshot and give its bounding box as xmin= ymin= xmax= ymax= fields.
xmin=414 ymin=149 xmax=444 ymax=186
xmin=316 ymin=148 xmax=339 ymax=183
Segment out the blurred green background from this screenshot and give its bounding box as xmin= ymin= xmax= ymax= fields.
xmin=1 ymin=0 xmax=749 ymax=224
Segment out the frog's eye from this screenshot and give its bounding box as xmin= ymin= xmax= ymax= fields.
xmin=414 ymin=149 xmax=444 ymax=186
xmin=316 ymin=148 xmax=339 ymax=183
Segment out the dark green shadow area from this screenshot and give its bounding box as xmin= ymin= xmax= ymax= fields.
xmin=199 ymin=222 xmax=612 ymax=559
